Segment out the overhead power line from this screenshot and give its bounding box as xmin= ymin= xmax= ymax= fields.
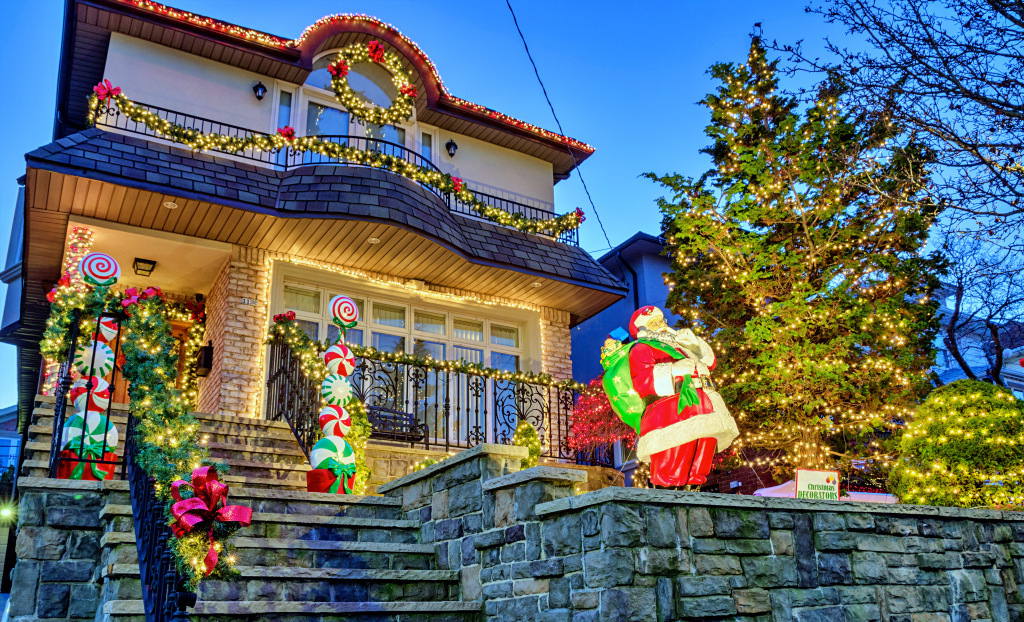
xmin=504 ymin=0 xmax=612 ymax=249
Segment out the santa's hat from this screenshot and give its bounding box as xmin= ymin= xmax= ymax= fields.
xmin=629 ymin=306 xmax=663 ymax=339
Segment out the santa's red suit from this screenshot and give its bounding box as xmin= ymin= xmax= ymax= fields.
xmin=627 ymin=307 xmax=738 ymax=487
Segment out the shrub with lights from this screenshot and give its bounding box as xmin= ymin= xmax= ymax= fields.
xmin=890 ymin=380 xmax=1024 ymax=509
xmin=513 ymin=420 xmax=542 ymax=469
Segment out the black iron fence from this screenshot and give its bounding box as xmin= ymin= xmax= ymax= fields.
xmin=266 ymin=338 xmax=586 ymax=463
xmin=93 ymin=101 xmax=580 ymax=245
xmin=46 ymin=309 xmax=195 ymax=621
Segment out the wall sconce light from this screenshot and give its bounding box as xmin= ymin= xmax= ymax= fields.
xmin=132 ymin=258 xmax=157 ymax=277
xmin=252 ymin=81 xmax=267 ymax=101
xmin=196 ymin=340 xmax=214 ymax=377
xmin=445 ymin=139 xmax=458 ymax=158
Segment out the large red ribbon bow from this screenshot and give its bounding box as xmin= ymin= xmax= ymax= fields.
xmin=93 ymin=79 xmax=121 ymax=102
xmin=170 ymin=466 xmax=252 ymax=575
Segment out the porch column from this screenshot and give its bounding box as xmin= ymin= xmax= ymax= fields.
xmin=539 ymin=307 xmax=572 ymax=381
xmin=196 ymin=246 xmax=269 ymax=418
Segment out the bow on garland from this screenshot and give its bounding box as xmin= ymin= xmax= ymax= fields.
xmin=323 ymin=458 xmax=357 ymax=494
xmin=170 ymin=466 xmax=252 ymax=575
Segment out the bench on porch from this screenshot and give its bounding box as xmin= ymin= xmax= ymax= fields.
xmin=367 ymin=407 xmax=428 ymax=444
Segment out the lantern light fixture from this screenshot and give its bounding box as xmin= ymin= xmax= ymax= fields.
xmin=132 ymin=258 xmax=157 ymax=277
xmin=252 ymin=82 xmax=268 ymax=101
xmin=445 ymin=139 xmax=458 ymax=158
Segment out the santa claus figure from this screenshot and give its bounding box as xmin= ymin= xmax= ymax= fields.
xmin=627 ymin=306 xmax=738 ymax=487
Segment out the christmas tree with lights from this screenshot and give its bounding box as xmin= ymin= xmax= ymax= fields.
xmin=568 ymin=378 xmax=637 ymax=458
xmin=648 ymin=37 xmax=945 ymax=480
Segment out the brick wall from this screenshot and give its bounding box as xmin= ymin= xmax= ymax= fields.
xmin=540 ymin=307 xmax=572 ymax=381
xmin=196 ymin=257 xmax=229 ymax=416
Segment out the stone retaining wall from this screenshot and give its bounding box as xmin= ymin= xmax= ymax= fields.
xmin=379 ymin=445 xmax=1024 ymax=622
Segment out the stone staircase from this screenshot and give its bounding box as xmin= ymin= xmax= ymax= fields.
xmin=21 ymin=396 xmax=482 ymax=621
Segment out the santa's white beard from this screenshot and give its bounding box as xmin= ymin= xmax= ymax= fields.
xmin=637 ymin=327 xmax=689 ymax=351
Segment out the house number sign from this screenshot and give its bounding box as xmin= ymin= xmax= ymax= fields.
xmin=240 ymin=297 xmax=257 ymax=306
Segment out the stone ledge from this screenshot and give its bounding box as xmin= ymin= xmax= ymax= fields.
xmin=482 ymin=466 xmax=587 ymax=492
xmin=104 ymin=565 xmax=459 ymax=581
xmin=535 ymin=486 xmax=1024 ymax=521
xmin=17 ymin=476 xmax=129 ymax=493
xmin=377 ymin=443 xmax=527 ymax=494
xmin=104 ymin=600 xmax=483 ymax=615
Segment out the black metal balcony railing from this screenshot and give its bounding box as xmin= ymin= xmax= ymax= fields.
xmin=47 ymin=309 xmax=195 ymax=622
xmin=93 ymin=102 xmax=579 ymax=245
xmin=265 ymin=339 xmax=591 ymax=464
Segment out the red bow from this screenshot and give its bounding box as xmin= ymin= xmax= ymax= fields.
xmin=367 ymin=40 xmax=385 ymax=63
xmin=277 ymin=126 xmax=296 ymax=141
xmin=93 ymin=79 xmax=121 ymax=102
xmin=573 ymin=207 xmax=586 ymax=223
xmin=452 ymin=177 xmax=464 ymax=193
xmin=170 ymin=466 xmax=252 ymax=576
xmin=400 ymin=84 xmax=418 ymax=99
xmin=329 ymin=61 xmax=349 ymax=78
xmin=273 ymin=311 xmax=296 ymax=323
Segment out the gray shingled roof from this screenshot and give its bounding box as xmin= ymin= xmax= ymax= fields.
xmin=27 ymin=129 xmax=625 ymax=292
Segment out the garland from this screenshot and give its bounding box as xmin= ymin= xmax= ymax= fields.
xmin=87 ymin=84 xmax=585 ymax=237
xmin=40 ymin=284 xmax=241 ymax=590
xmin=266 ymin=319 xmax=372 ymax=493
xmin=328 ymin=40 xmax=416 ymax=126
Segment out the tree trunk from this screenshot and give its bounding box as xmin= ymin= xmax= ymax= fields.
xmin=986 ymin=321 xmax=1006 ymax=387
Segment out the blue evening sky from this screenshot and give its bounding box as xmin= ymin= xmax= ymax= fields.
xmin=0 ymin=1 xmax=849 ymax=407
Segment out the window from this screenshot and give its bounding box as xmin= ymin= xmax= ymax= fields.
xmin=279 ymin=282 xmax=526 ymax=368
xmin=421 ymin=132 xmax=433 ymax=162
xmin=306 ymin=102 xmax=349 ymax=137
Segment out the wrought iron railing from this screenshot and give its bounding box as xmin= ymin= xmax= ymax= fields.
xmin=46 ymin=308 xmax=196 ymax=621
xmin=93 ymin=101 xmax=581 ymax=245
xmin=266 ymin=338 xmax=582 ymax=462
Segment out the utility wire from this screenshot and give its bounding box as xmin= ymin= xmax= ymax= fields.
xmin=504 ymin=0 xmax=612 ymax=249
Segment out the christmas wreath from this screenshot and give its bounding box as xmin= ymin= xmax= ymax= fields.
xmin=328 ymin=40 xmax=417 ymax=126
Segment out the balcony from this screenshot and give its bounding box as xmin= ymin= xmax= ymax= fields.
xmin=92 ymin=102 xmax=579 ymax=245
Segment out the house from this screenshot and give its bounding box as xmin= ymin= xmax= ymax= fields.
xmin=0 ymin=2 xmax=633 ymax=617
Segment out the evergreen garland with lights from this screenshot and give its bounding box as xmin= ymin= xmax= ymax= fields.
xmin=327 ymin=40 xmax=416 ymax=126
xmin=649 ymin=38 xmax=946 ymax=481
xmin=890 ymin=380 xmax=1024 ymax=508
xmin=87 ymin=88 xmax=584 ymax=237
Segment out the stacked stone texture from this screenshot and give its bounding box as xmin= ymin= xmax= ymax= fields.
xmin=382 ymin=446 xmax=1024 ymax=622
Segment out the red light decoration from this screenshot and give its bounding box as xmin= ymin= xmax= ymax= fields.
xmin=568 ymin=377 xmax=638 ymax=453
xmin=110 ymin=0 xmax=594 ymax=153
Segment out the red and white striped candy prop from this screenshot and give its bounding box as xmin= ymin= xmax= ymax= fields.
xmin=329 ymin=295 xmax=359 ymax=330
xmin=321 ymin=374 xmax=353 ymax=406
xmin=323 ymin=343 xmax=356 ymax=376
xmin=71 ymin=377 xmax=110 ymax=412
xmin=94 ymin=317 xmax=119 ymax=344
xmin=79 ymin=252 xmax=120 ymax=287
xmin=318 ymin=405 xmax=351 ymax=438
xmin=74 ymin=341 xmax=115 ymax=377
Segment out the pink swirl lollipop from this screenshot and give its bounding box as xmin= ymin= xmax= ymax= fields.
xmin=79 ymin=252 xmax=120 ymax=286
xmin=318 ymin=405 xmax=352 ymax=438
xmin=323 ymin=343 xmax=356 ymax=376
xmin=329 ymin=295 xmax=359 ymax=329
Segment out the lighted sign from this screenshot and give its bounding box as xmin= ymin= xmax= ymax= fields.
xmin=795 ymin=469 xmax=840 ymax=501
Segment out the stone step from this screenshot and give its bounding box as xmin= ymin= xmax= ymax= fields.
xmin=103 ymin=599 xmax=482 ymax=620
xmin=24 ymin=439 xmax=307 ymax=465
xmin=103 ymin=566 xmax=459 ymax=602
xmin=19 ymin=457 xmax=310 ymax=489
xmin=34 ymin=396 xmax=294 ymax=432
xmin=101 ymin=505 xmax=419 ymax=542
xmin=32 ymin=411 xmax=298 ymax=440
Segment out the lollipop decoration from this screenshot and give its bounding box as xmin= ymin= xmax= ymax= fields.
xmin=329 ymin=295 xmax=359 ymax=330
xmin=323 ymin=343 xmax=356 ymax=376
xmin=79 ymin=252 xmax=120 ymax=287
xmin=318 ymin=405 xmax=352 ymax=438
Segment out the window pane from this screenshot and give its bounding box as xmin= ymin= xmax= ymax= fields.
xmin=454 ymin=319 xmax=483 ymax=342
xmin=372 ymin=303 xmax=406 ymax=328
xmin=372 ymin=332 xmax=405 ymax=354
xmin=454 ymin=346 xmax=483 ymax=365
xmin=421 ymin=132 xmax=432 ymax=162
xmin=491 ymin=352 xmax=519 ymax=372
xmin=491 ymin=325 xmax=520 ymax=348
xmin=344 ymin=328 xmax=364 ymax=346
xmin=277 ymin=91 xmax=292 ymax=127
xmin=414 ymin=339 xmax=445 ymax=360
xmin=295 ymin=319 xmax=319 ymax=341
xmin=414 ymin=311 xmax=446 ymax=335
xmin=306 ymin=102 xmax=349 ymax=136
xmin=284 ymin=285 xmax=320 ymax=313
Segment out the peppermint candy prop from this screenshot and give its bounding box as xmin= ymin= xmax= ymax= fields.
xmin=318 ymin=405 xmax=352 ymax=438
xmin=71 ymin=377 xmax=111 ymax=412
xmin=323 ymin=343 xmax=356 ymax=376
xmin=329 ymin=295 xmax=359 ymax=331
xmin=94 ymin=317 xmax=119 ymax=344
xmin=74 ymin=341 xmax=115 ymax=378
xmin=307 ymin=436 xmax=357 ymax=494
xmin=79 ymin=252 xmax=120 ymax=287
xmin=58 ymin=410 xmax=120 ymax=479
xmin=321 ymin=374 xmax=353 ymax=406
xmin=61 ymin=411 xmax=119 ymax=451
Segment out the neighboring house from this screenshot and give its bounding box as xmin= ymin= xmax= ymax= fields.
xmin=0 ymin=0 xmax=627 ymax=480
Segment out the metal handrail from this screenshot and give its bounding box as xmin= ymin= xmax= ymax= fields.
xmin=93 ymin=101 xmax=581 ymax=245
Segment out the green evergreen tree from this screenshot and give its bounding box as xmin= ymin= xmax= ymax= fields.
xmin=648 ymin=38 xmax=945 ymax=479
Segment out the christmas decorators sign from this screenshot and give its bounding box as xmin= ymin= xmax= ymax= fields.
xmin=795 ymin=469 xmax=840 ymax=500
